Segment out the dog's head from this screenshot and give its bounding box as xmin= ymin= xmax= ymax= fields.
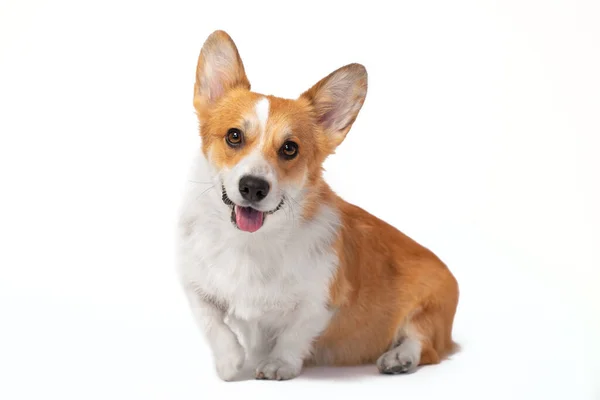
xmin=194 ymin=30 xmax=367 ymax=233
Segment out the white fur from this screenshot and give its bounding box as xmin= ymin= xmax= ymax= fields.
xmin=178 ymin=150 xmax=340 ymax=381
xmin=254 ymin=97 xmax=270 ymax=139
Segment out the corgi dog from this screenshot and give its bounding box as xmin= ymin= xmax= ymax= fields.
xmin=178 ymin=30 xmax=459 ymax=381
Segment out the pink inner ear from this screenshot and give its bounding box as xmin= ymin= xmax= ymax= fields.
xmin=198 ymin=44 xmax=244 ymax=104
xmin=199 ymin=68 xmax=228 ymax=104
xmin=208 ymin=80 xmax=224 ymax=103
xmin=317 ymin=83 xmax=354 ymax=131
xmin=319 ymin=108 xmax=341 ymax=129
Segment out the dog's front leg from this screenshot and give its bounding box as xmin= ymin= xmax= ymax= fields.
xmin=183 ymin=286 xmax=245 ymax=381
xmin=255 ymin=303 xmax=333 ymax=380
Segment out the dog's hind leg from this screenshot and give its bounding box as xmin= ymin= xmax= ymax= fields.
xmin=376 ymin=322 xmax=427 ymax=374
xmin=376 ymin=299 xmax=456 ymax=374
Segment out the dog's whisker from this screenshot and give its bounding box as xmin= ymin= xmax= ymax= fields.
xmin=282 ymin=193 xmax=301 ymax=228
xmin=195 ymin=185 xmax=215 ymax=201
xmin=282 ymin=196 xmax=293 ymax=224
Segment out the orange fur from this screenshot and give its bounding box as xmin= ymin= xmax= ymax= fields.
xmin=307 ymin=191 xmax=459 ymax=367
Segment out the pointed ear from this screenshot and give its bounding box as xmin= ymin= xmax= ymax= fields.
xmin=300 ymin=63 xmax=367 ymax=147
xmin=194 ymin=30 xmax=250 ymax=115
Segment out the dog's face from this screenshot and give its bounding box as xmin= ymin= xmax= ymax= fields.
xmin=194 ymin=31 xmax=367 ymax=233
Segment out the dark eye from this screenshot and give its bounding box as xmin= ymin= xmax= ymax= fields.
xmin=226 ymin=128 xmax=243 ymax=147
xmin=279 ymin=141 xmax=299 ymax=160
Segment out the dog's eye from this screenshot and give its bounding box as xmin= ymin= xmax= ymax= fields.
xmin=279 ymin=141 xmax=299 ymax=160
xmin=226 ymin=128 xmax=243 ymax=147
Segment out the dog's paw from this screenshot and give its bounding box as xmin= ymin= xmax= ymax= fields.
xmin=376 ymin=342 xmax=420 ymax=375
xmin=214 ymin=343 xmax=245 ymax=381
xmin=255 ymin=358 xmax=301 ymax=381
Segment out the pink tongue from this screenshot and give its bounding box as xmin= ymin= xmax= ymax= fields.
xmin=235 ymin=206 xmax=264 ymax=233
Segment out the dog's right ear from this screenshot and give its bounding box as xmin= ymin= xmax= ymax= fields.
xmin=194 ymin=30 xmax=250 ymax=117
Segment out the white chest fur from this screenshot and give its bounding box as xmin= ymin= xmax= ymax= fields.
xmin=177 ymin=154 xmax=340 ymax=325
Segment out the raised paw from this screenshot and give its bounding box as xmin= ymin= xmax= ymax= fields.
xmin=255 ymin=358 xmax=301 ymax=381
xmin=376 ymin=342 xmax=420 ymax=375
xmin=215 ymin=343 xmax=245 ymax=381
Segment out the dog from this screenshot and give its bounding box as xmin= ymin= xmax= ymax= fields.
xmin=178 ymin=30 xmax=459 ymax=381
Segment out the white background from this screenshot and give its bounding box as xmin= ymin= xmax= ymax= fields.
xmin=1 ymin=0 xmax=599 ymax=399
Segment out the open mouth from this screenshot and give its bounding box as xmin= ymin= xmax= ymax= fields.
xmin=221 ymin=186 xmax=283 ymax=233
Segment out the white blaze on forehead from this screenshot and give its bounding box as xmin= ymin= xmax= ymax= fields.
xmin=254 ymin=97 xmax=270 ymax=146
xmin=229 ymin=96 xmax=275 ymax=191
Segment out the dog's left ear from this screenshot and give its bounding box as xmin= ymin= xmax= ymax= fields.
xmin=300 ymin=63 xmax=367 ymax=147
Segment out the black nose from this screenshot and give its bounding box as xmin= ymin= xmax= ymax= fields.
xmin=239 ymin=176 xmax=270 ymax=202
